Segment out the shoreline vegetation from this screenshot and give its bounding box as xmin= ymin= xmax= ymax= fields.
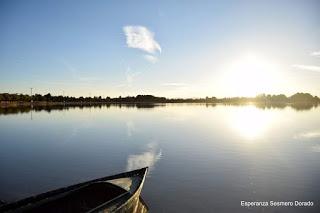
xmin=1 ymin=92 xmax=319 ymax=106
xmin=0 ymin=92 xmax=319 ymax=115
xmin=0 ymin=93 xmax=320 ymax=111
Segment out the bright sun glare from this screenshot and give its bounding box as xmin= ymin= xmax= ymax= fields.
xmin=221 ymin=53 xmax=281 ymax=97
xmin=228 ymin=106 xmax=275 ymax=140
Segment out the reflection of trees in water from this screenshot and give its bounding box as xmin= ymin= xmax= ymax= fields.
xmin=0 ymin=105 xmax=71 ymax=115
xmin=220 ymin=102 xmax=317 ymax=111
xmin=0 ymin=102 xmax=318 ymax=115
xmin=0 ymin=107 xmax=33 ymax=115
xmin=290 ymin=103 xmax=318 ymax=111
xmin=254 ymin=102 xmax=287 ymax=110
xmin=115 ymin=103 xmax=165 ymax=109
xmin=254 ymin=102 xmax=317 ymax=111
xmin=0 ymin=103 xmax=166 ymax=115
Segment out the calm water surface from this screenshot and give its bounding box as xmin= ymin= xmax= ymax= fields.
xmin=0 ymin=104 xmax=319 ymax=212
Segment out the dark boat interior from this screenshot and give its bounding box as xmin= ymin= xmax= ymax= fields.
xmin=20 ymin=182 xmax=126 ymax=213
xmin=0 ymin=168 xmax=148 ymax=213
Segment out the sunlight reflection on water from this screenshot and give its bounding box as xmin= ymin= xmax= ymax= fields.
xmin=227 ymin=106 xmax=276 ymax=140
xmin=0 ymin=104 xmax=319 ymax=212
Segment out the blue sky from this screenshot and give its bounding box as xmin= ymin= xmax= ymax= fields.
xmin=1 ymin=0 xmax=320 ymax=97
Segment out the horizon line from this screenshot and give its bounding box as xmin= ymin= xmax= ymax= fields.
xmin=1 ymin=91 xmax=319 ymax=100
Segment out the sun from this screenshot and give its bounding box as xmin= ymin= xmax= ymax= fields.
xmin=220 ymin=53 xmax=280 ymax=97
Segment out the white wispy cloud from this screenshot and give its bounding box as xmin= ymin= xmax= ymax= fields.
xmin=310 ymin=51 xmax=320 ymax=57
xmin=292 ymin=64 xmax=320 ymax=72
xmin=143 ymin=54 xmax=158 ymax=63
xmin=123 ymin=25 xmax=161 ymax=54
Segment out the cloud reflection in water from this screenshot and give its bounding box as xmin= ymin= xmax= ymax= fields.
xmin=126 ymin=143 xmax=162 ymax=171
xmin=294 ymin=130 xmax=320 ymax=139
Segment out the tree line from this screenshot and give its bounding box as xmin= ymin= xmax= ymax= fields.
xmin=0 ymin=92 xmax=319 ymax=104
xmin=219 ymin=93 xmax=320 ymax=104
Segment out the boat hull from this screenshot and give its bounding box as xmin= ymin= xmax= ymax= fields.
xmin=0 ymin=167 xmax=148 ymax=213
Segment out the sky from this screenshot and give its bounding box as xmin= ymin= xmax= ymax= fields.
xmin=0 ymin=0 xmax=320 ymax=98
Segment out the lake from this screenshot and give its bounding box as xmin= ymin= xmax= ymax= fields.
xmin=0 ymin=104 xmax=319 ymax=212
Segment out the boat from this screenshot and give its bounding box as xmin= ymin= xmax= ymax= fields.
xmin=0 ymin=167 xmax=148 ymax=213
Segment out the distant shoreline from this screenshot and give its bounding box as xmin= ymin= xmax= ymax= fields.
xmin=1 ymin=92 xmax=319 ymax=108
xmin=0 ymin=101 xmax=320 ymax=108
xmin=1 ymin=100 xmax=319 ymax=116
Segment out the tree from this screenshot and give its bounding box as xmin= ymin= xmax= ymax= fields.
xmin=290 ymin=93 xmax=315 ymax=103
